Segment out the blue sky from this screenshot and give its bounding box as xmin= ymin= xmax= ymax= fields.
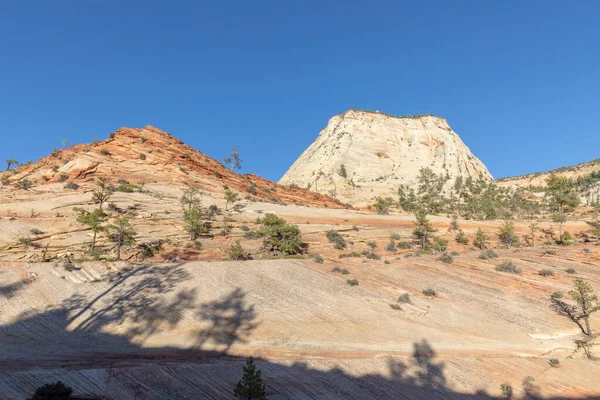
xmin=1 ymin=1 xmax=598 ymax=181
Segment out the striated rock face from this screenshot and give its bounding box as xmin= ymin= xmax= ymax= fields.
xmin=279 ymin=110 xmax=492 ymax=205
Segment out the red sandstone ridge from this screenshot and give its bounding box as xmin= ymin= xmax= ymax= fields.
xmin=5 ymin=125 xmax=350 ymax=209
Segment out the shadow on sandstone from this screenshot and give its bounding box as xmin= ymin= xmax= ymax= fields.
xmin=0 ymin=263 xmax=595 ymax=400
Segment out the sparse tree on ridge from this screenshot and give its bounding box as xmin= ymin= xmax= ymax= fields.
xmin=5 ymin=158 xmax=18 ymax=171
xmin=224 ymin=146 xmax=242 ymax=171
xmin=92 ymin=177 xmax=114 ymax=211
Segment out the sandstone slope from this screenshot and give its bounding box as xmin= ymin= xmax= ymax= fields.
xmin=498 ymin=158 xmax=600 ymax=204
xmin=280 ymin=110 xmax=492 ymax=205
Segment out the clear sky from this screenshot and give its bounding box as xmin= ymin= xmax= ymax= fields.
xmin=1 ymin=1 xmax=598 ymax=181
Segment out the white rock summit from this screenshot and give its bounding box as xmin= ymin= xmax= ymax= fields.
xmin=279 ymin=109 xmax=492 ymax=205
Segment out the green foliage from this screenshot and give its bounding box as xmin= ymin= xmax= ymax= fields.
xmin=363 ymin=250 xmax=381 ymax=260
xmin=539 ymin=269 xmax=554 ymax=277
xmin=18 ymin=237 xmax=34 ymax=247
xmin=224 ymin=146 xmax=242 ymax=171
xmin=385 ymin=240 xmax=397 ymax=252
xmin=551 ymin=291 xmax=563 ymax=299
xmin=561 ymin=231 xmax=572 ymax=245
xmin=75 ymin=208 xmax=106 ymax=252
xmin=438 ymin=253 xmax=453 ymax=263
xmin=14 ymin=178 xmax=34 ymax=190
xmin=91 ymin=177 xmax=114 ymax=210
xmin=455 ymin=229 xmax=469 ymax=244
xmin=99 ymin=149 xmax=110 ymax=156
xmin=373 ymin=196 xmax=394 ymax=215
xmin=548 ymin=358 xmax=560 ymax=368
xmin=432 ymin=237 xmax=448 ymax=252
xmin=477 ymin=249 xmax=498 ymax=259
xmin=31 ymin=381 xmax=73 ymax=400
xmin=565 ymin=268 xmax=577 ymax=274
xmin=498 ymin=221 xmax=519 ymax=247
xmin=228 ymin=241 xmax=252 ymax=260
xmin=412 ymin=209 xmax=436 ymax=250
xmin=422 ymin=288 xmax=437 ymax=297
xmin=63 ymin=181 xmax=79 ymax=190
xmin=346 ymin=278 xmax=359 ymax=286
xmin=396 ymin=241 xmax=413 ymax=249
xmin=367 ymin=240 xmax=377 ymax=249
xmin=225 ymin=189 xmax=239 ymax=210
xmin=326 ymin=230 xmax=347 ymax=250
xmin=106 ymin=216 xmax=136 ymax=260
xmin=234 ymin=357 xmax=266 ymax=399
xmin=398 ymin=293 xmax=411 ymax=303
xmin=314 ymin=254 xmax=324 ymax=263
xmin=30 ymin=228 xmax=44 ymax=235
xmin=338 ymin=164 xmax=347 ymax=178
xmin=246 ymin=183 xmax=257 ymax=195
xmin=545 ymin=173 xmax=580 ymax=213
xmin=495 ymin=261 xmax=521 ymax=274
xmin=258 ymin=213 xmax=304 ymax=255
xmin=500 ymin=383 xmax=512 ymax=397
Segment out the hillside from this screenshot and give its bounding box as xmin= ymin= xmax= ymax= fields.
xmin=0 ymin=125 xmax=347 ymax=260
xmin=280 ymin=110 xmax=492 ymax=205
xmin=498 ymin=158 xmax=600 ymax=205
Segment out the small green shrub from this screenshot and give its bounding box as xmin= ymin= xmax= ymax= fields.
xmin=57 ymin=173 xmax=68 ymax=182
xmin=539 ymin=269 xmax=554 ymax=277
xmin=314 ymin=254 xmax=324 ymax=264
xmin=455 ymin=229 xmax=469 ymax=244
xmin=548 ymin=358 xmax=560 ymax=368
xmin=227 ymin=241 xmax=252 ymax=260
xmin=495 ymin=261 xmax=521 ymax=274
xmin=544 ymin=249 xmax=557 ymax=255
xmin=63 ymin=182 xmax=79 ymax=190
xmin=551 ymin=291 xmax=563 ymax=299
xmin=389 ymin=303 xmax=401 ymax=310
xmin=15 ymin=179 xmax=34 ymax=190
xmin=500 ymin=383 xmax=512 ymax=397
xmin=422 ymin=288 xmax=437 ymax=297
xmin=326 ymin=230 xmax=347 ymax=250
xmin=367 ymin=241 xmax=377 ymax=249
xmin=398 ymin=293 xmax=411 ymax=303
xmin=390 ymin=233 xmax=401 ymax=241
xmin=396 ymin=241 xmax=413 ymax=249
xmin=583 ymin=248 xmax=591 ymax=254
xmin=565 ymin=268 xmax=577 ymax=274
xmin=438 ymin=253 xmax=453 ymax=263
xmin=346 ymin=278 xmax=359 ymax=286
xmin=99 ymin=149 xmax=110 ymax=155
xmin=385 ymin=241 xmax=397 ymax=252
xmin=240 ymin=225 xmax=250 ymax=232
xmin=30 ymin=228 xmax=43 ymax=235
xmin=432 ymin=237 xmax=448 ymax=252
xmin=363 ymin=250 xmax=381 ymax=260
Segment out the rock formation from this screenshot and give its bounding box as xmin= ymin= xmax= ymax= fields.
xmin=279 ymin=110 xmax=492 ymax=205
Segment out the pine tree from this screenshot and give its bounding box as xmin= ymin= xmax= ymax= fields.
xmin=92 ymin=177 xmax=114 ymax=211
xmin=412 ymin=209 xmax=436 ymax=250
xmin=545 ymin=173 xmax=580 ymax=214
xmin=106 ymin=216 xmax=136 ymax=260
xmin=234 ymin=357 xmax=266 ymax=399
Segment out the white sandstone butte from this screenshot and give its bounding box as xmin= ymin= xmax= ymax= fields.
xmin=280 ymin=109 xmax=492 ymax=205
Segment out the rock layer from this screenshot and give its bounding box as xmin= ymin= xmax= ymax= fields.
xmin=280 ymin=110 xmax=492 ymax=205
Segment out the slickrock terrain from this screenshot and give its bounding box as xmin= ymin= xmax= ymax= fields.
xmin=1 ymin=126 xmax=599 ymax=399
xmin=498 ymin=158 xmax=600 ymax=205
xmin=280 ymin=110 xmax=492 ymax=205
